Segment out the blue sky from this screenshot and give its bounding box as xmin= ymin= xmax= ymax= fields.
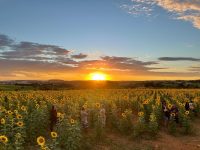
xmin=0 ymin=0 xmax=200 ymax=80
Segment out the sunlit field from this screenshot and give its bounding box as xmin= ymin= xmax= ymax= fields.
xmin=0 ymin=89 xmax=200 ymax=150
xmin=1 ymin=0 xmax=200 ymax=149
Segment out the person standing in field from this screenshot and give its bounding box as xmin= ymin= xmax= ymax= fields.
xmin=99 ymin=105 xmax=106 ymax=127
xmin=161 ymin=100 xmax=170 ymax=127
xmin=185 ymin=101 xmax=190 ymax=111
xmin=4 ymin=96 xmax=9 ymax=110
xmin=189 ymin=100 xmax=195 ymax=110
xmin=50 ymin=105 xmax=58 ymax=131
xmin=170 ymin=104 xmax=179 ymax=124
xmin=80 ymin=107 xmax=89 ymax=129
xmin=188 ymin=100 xmax=198 ymax=116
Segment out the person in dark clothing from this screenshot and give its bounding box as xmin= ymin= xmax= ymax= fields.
xmin=170 ymin=104 xmax=179 ymax=124
xmin=185 ymin=101 xmax=190 ymax=111
xmin=161 ymin=100 xmax=170 ymax=127
xmin=4 ymin=96 xmax=9 ymax=110
xmin=50 ymin=105 xmax=58 ymax=131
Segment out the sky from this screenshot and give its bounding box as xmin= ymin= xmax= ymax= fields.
xmin=0 ymin=0 xmax=200 ymax=81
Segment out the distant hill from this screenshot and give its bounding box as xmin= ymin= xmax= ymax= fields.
xmin=0 ymin=79 xmax=200 ymax=91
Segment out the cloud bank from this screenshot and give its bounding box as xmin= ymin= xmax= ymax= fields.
xmin=121 ymin=0 xmax=200 ymax=29
xmin=159 ymin=57 xmax=200 ymax=61
xmin=0 ymin=34 xmax=199 ymax=80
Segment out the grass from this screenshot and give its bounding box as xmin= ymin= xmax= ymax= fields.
xmin=0 ymin=84 xmax=34 ymax=91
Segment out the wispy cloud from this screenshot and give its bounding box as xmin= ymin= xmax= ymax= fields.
xmin=0 ymin=42 xmax=71 ymax=62
xmin=121 ymin=0 xmax=200 ymax=29
xmin=120 ymin=0 xmax=155 ymax=16
xmin=188 ymin=66 xmax=200 ymax=72
xmin=78 ymin=56 xmax=164 ymax=74
xmin=71 ymin=53 xmax=87 ymax=59
xmin=158 ymin=57 xmax=200 ymax=61
xmin=0 ymin=34 xmax=13 ymax=47
xmin=177 ymin=15 xmax=200 ymax=29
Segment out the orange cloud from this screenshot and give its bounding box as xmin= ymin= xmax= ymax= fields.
xmin=177 ymin=15 xmax=200 ymax=29
xmin=0 ymin=34 xmax=200 ymax=81
xmin=123 ymin=0 xmax=200 ymax=29
xmin=156 ymin=0 xmax=200 ymax=12
xmin=156 ymin=0 xmax=200 ymax=29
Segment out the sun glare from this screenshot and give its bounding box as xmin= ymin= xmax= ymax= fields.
xmin=88 ymin=72 xmax=108 ymax=81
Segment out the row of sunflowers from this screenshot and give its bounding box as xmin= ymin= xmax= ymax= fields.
xmin=0 ymin=89 xmax=200 ymax=149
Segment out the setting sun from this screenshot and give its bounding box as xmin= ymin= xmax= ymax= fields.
xmin=88 ymin=72 xmax=109 ymax=81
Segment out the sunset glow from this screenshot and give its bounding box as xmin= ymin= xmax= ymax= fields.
xmin=0 ymin=0 xmax=200 ymax=81
xmin=88 ymin=72 xmax=109 ymax=81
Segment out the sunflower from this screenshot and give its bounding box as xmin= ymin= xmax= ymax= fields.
xmin=57 ymin=112 xmax=62 ymax=118
xmin=21 ymin=106 xmax=27 ymax=111
xmin=0 ymin=135 xmax=8 ymax=144
xmin=95 ymin=103 xmax=101 ymax=109
xmin=14 ymin=110 xmax=18 ymax=114
xmin=37 ymin=136 xmax=45 ymax=146
xmin=168 ymin=104 xmax=172 ymax=109
xmin=124 ymin=96 xmax=129 ymax=100
xmin=171 ymin=113 xmax=176 ymax=117
xmin=16 ymin=121 xmax=24 ymax=127
xmin=143 ymin=100 xmax=149 ymax=105
xmin=50 ymin=131 xmax=58 ymax=138
xmin=138 ymin=112 xmax=144 ymax=117
xmin=7 ymin=110 xmax=12 ymax=115
xmin=1 ymin=118 xmax=5 ymax=124
xmin=70 ymin=118 xmax=75 ymax=124
xmin=16 ymin=114 xmax=23 ymax=119
xmin=185 ymin=111 xmax=190 ymax=115
xmin=60 ymin=114 xmax=65 ymax=119
xmin=121 ymin=113 xmax=126 ymax=118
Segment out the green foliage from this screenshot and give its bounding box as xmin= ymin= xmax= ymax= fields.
xmin=0 ymin=89 xmax=200 ymax=149
xmin=93 ymin=108 xmax=105 ymax=141
xmin=168 ymin=117 xmax=177 ymax=135
xmin=148 ymin=112 xmax=159 ymax=136
xmin=118 ymin=109 xmax=133 ymax=135
xmin=133 ymin=116 xmax=147 ymax=138
xmin=57 ymin=118 xmax=81 ymax=150
xmin=181 ymin=115 xmax=192 ymax=134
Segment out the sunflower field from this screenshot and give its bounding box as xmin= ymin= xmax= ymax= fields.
xmin=0 ymin=89 xmax=200 ymax=150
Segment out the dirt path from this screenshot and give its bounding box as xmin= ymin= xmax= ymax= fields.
xmin=146 ymin=131 xmax=200 ymax=150
xmin=95 ymin=119 xmax=200 ymax=150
